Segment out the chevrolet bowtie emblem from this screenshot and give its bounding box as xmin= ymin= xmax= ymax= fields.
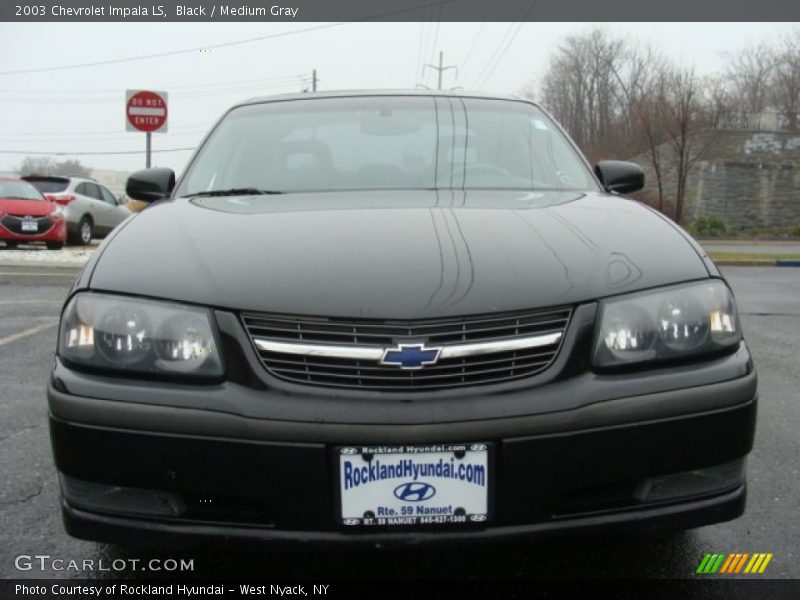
xmin=380 ymin=343 xmax=441 ymax=370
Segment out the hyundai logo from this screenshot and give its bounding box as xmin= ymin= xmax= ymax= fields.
xmin=469 ymin=514 xmax=488 ymax=522
xmin=380 ymin=343 xmax=441 ymax=370
xmin=393 ymin=481 xmax=436 ymax=502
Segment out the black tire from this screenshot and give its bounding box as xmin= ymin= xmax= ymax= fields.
xmin=46 ymin=242 xmax=64 ymax=250
xmin=4 ymin=241 xmax=18 ymax=249
xmin=77 ymin=216 xmax=93 ymax=245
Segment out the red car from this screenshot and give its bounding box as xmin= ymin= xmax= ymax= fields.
xmin=0 ymin=177 xmax=67 ymax=250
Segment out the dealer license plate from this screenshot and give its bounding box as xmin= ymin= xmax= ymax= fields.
xmin=338 ymin=443 xmax=490 ymax=527
xmin=21 ymin=219 xmax=38 ymax=232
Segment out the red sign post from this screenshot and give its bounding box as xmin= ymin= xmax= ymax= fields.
xmin=125 ymin=90 xmax=168 ymax=168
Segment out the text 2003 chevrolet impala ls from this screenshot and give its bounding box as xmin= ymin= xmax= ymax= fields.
xmin=48 ymin=91 xmax=756 ymax=544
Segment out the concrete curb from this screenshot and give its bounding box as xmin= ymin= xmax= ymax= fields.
xmin=0 ymin=261 xmax=85 ymax=270
xmin=713 ymin=259 xmax=800 ymax=267
xmin=699 ymin=239 xmax=800 ymax=246
xmin=713 ymin=260 xmax=778 ymax=267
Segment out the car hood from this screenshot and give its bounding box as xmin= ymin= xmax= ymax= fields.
xmin=0 ymin=198 xmax=53 ymax=217
xmin=88 ymin=190 xmax=708 ymax=318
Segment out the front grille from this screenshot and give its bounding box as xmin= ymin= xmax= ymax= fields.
xmin=1 ymin=215 xmax=53 ymax=235
xmin=243 ymin=307 xmax=571 ymax=390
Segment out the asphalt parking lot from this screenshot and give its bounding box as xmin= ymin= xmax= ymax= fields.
xmin=0 ymin=264 xmax=797 ymax=580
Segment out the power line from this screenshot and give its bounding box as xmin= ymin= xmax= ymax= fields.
xmin=421 ymin=8 xmax=435 ymax=86
xmin=414 ymin=22 xmax=425 ymax=83
xmin=414 ymin=21 xmax=426 ymax=84
xmin=461 ymin=22 xmax=489 ymax=76
xmin=0 ymin=148 xmax=195 ymax=156
xmin=0 ymin=75 xmax=305 ymax=95
xmin=0 ymin=124 xmax=209 ymax=137
xmin=429 ymin=22 xmax=442 ymax=75
xmin=0 ymin=24 xmax=349 ymax=76
xmin=0 ymin=131 xmax=205 ymax=143
xmin=473 ymin=1 xmax=536 ymax=89
xmin=474 ymin=22 xmax=525 ymax=89
xmin=472 ymin=24 xmax=519 ymax=89
xmin=425 ymin=18 xmax=442 ymax=87
xmin=0 ymin=79 xmax=303 ymax=104
xmin=0 ymin=0 xmax=460 ymax=77
xmin=460 ymin=0 xmax=496 ymax=75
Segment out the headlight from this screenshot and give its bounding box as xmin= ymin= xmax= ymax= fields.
xmin=593 ymin=280 xmax=740 ymax=368
xmin=59 ymin=292 xmax=224 ymax=378
xmin=50 ymin=204 xmax=65 ymax=219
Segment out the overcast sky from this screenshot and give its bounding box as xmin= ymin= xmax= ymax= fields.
xmin=0 ymin=22 xmax=795 ymax=175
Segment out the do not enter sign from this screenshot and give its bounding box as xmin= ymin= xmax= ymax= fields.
xmin=126 ymin=90 xmax=168 ymax=133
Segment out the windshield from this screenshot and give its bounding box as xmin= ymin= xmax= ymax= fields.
xmin=23 ymin=177 xmax=69 ymax=194
xmin=177 ymin=96 xmax=598 ymax=196
xmin=0 ymin=180 xmax=45 ymax=201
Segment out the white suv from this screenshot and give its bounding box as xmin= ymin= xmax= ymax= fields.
xmin=22 ymin=175 xmax=132 ymax=245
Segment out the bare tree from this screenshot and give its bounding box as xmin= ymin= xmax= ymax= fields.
xmin=612 ymin=44 xmax=670 ymax=211
xmin=659 ymin=67 xmax=724 ymax=223
xmin=722 ymin=29 xmax=800 ymax=131
xmin=518 ymin=80 xmax=537 ymax=102
xmin=772 ymin=29 xmax=800 ymax=131
xmin=16 ymin=156 xmax=55 ymax=176
xmin=53 ymin=159 xmax=92 ymax=178
xmin=724 ymin=42 xmax=776 ymax=118
xmin=533 ymin=27 xmax=733 ymax=223
xmin=541 ymin=28 xmax=628 ymax=163
xmin=16 ymin=156 xmax=91 ymax=178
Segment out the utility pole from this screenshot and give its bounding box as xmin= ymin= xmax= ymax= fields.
xmin=423 ymin=52 xmax=458 ymax=90
xmin=303 ymin=70 xmax=319 ymax=93
xmin=145 ymin=132 xmax=151 ymax=168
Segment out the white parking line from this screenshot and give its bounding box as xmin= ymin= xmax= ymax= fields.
xmin=0 ymin=322 xmax=57 ymax=348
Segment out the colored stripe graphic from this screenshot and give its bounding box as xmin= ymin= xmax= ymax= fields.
xmin=734 ymin=553 xmax=750 ymax=573
xmin=697 ymin=553 xmax=726 ymax=574
xmin=745 ymin=553 xmax=774 ymax=574
xmin=720 ymin=554 xmax=736 ymax=573
xmin=699 ymin=552 xmax=773 ymax=574
xmin=696 ymin=554 xmax=712 ymax=574
xmin=710 ymin=554 xmax=726 ymax=573
xmin=759 ymin=554 xmax=773 ymax=573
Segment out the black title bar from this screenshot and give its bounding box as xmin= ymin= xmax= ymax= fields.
xmin=3 ymin=0 xmax=800 ymax=22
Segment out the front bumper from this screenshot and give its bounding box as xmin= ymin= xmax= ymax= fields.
xmin=48 ymin=364 xmax=757 ymax=545
xmin=0 ymin=217 xmax=66 ymax=242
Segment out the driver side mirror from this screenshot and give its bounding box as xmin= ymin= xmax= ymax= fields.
xmin=126 ymin=168 xmax=175 ymax=203
xmin=594 ymin=161 xmax=644 ymax=194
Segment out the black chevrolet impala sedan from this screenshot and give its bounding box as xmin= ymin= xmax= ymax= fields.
xmin=48 ymin=91 xmax=756 ymax=544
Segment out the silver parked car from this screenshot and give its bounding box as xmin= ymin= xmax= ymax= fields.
xmin=22 ymin=176 xmax=132 ymax=245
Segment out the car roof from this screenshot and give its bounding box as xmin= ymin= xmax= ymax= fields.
xmin=236 ymin=89 xmax=532 ymax=108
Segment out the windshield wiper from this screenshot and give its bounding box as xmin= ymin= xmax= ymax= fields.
xmin=184 ymin=187 xmax=284 ymax=198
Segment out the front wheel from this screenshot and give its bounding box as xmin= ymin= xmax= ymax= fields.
xmin=4 ymin=241 xmax=18 ymax=249
xmin=78 ymin=217 xmax=93 ymax=245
